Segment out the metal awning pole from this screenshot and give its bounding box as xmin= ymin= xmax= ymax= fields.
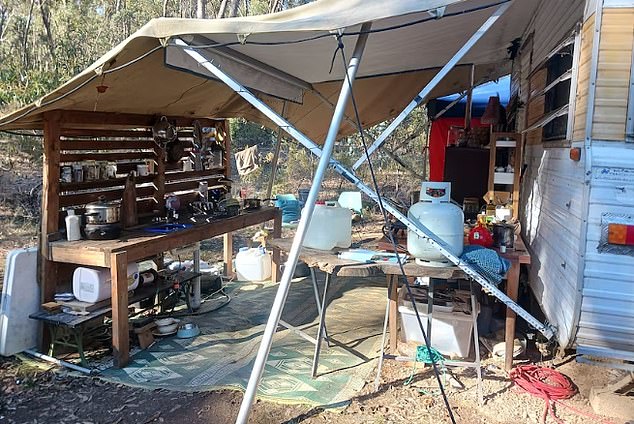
xmin=235 ymin=23 xmax=371 ymax=422
xmin=351 ymin=2 xmax=511 ymax=171
xmin=179 ymin=23 xmax=374 ymax=424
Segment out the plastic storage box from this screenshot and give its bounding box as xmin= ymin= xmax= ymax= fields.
xmin=398 ymin=287 xmax=475 ymax=358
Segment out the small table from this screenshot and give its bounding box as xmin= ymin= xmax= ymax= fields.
xmin=270 ymin=236 xmax=532 ymax=373
xmin=47 ymin=207 xmax=282 ymax=367
xmin=30 ymin=275 xmax=180 ymax=366
xmin=268 ymin=238 xmax=467 ymax=376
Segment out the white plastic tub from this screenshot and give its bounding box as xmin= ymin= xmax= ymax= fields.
xmin=235 ymin=247 xmax=272 ymax=281
xmin=398 ymin=287 xmax=474 ymax=358
xmin=72 ymin=263 xmax=139 ymax=303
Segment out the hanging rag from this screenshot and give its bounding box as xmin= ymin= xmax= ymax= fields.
xmin=459 ymin=245 xmax=511 ymax=285
xmin=234 ymin=145 xmax=260 ymax=176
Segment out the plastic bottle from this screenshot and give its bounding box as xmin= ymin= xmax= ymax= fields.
xmin=65 ymin=209 xmax=81 ymax=241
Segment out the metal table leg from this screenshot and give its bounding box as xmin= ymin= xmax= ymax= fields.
xmin=471 ymin=281 xmax=483 ymax=405
xmin=310 ymin=268 xmax=330 ymax=346
xmin=374 ymin=290 xmax=392 ymax=391
xmin=427 ymin=278 xmax=435 ymax=345
xmin=311 ymin=272 xmax=332 ymax=378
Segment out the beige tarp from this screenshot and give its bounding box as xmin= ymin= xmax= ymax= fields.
xmin=0 ymin=0 xmax=548 ymax=142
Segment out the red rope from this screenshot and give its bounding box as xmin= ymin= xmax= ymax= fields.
xmin=509 ymin=365 xmax=614 ymax=424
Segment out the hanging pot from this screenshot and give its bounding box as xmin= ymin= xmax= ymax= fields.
xmin=152 ymin=116 xmax=177 ymax=146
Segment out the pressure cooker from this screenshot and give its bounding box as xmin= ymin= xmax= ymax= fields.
xmin=84 ymin=196 xmax=121 ymax=224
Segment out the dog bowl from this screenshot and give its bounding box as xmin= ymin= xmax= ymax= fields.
xmin=176 ymin=322 xmax=200 ymax=339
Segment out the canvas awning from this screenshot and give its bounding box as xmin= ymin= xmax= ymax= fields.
xmin=0 ymin=0 xmax=549 ymax=141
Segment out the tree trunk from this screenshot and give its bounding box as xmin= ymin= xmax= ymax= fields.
xmin=22 ymin=0 xmax=36 ymax=69
xmin=196 ymin=0 xmax=205 ymax=18
xmin=228 ymin=0 xmax=240 ymax=17
xmin=162 ymin=0 xmax=170 ymax=16
xmin=37 ymin=0 xmax=55 ymax=60
xmin=216 ymin=0 xmax=228 ymax=18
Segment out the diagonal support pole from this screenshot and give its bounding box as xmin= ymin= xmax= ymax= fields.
xmin=351 ymin=2 xmax=511 ymax=171
xmin=176 ymin=23 xmax=374 ymax=424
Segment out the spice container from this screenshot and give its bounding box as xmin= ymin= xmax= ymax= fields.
xmin=72 ymin=164 xmax=84 ymax=182
xmin=61 ymin=166 xmax=72 ymax=183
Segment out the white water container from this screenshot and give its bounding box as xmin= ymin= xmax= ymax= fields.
xmin=302 ymin=201 xmax=352 ymax=250
xmin=407 ymin=182 xmax=464 ymax=266
xmin=235 ymin=247 xmax=272 ymax=281
xmin=72 ymin=263 xmax=139 ymax=303
xmin=65 ymin=209 xmax=81 ymax=241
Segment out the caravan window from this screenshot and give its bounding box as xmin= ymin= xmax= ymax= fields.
xmin=543 ymin=45 xmax=573 ymax=141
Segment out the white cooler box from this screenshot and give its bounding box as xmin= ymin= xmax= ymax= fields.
xmin=398 ymin=286 xmax=475 ymax=358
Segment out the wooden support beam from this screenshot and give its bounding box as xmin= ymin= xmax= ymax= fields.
xmin=40 ymin=112 xmax=62 ymax=303
xmin=110 ymin=251 xmax=129 ymax=368
xmin=223 ymin=232 xmax=234 ymax=278
xmin=58 ymin=110 xmax=221 ymax=129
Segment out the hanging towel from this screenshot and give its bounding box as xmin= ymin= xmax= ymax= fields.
xmin=459 ymin=245 xmax=511 ymax=285
xmin=234 ymin=145 xmax=260 ymax=176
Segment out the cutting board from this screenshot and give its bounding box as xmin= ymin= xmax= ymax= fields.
xmin=0 ymin=248 xmax=40 ymax=356
xmin=121 ymin=172 xmax=138 ymax=228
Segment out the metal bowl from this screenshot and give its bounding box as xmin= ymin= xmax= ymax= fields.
xmin=176 ymin=322 xmax=200 ymax=339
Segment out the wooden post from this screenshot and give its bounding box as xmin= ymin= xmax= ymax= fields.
xmin=110 ymin=251 xmax=129 ymax=368
xmin=271 ymin=208 xmax=282 ymax=282
xmin=221 ymin=119 xmax=235 ymax=278
xmin=38 ymin=112 xmax=62 ymax=350
xmin=223 ymin=232 xmax=234 ymax=278
xmin=512 ymin=133 xmax=523 ymax=219
xmin=40 ymin=112 xmax=62 ymax=302
xmin=504 ymin=260 xmax=520 ymax=371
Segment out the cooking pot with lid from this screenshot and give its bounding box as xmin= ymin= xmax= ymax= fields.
xmin=84 ymin=196 xmax=121 ymax=224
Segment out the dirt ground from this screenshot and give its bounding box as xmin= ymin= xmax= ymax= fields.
xmin=0 ymin=348 xmax=628 ymax=424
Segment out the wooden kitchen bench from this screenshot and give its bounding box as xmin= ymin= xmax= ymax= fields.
xmin=46 ymin=207 xmax=282 ymax=367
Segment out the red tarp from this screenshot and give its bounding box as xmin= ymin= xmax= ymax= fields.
xmin=429 ymin=117 xmax=485 ymax=181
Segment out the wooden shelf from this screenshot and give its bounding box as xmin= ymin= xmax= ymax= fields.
xmin=487 ymin=131 xmax=523 ymax=219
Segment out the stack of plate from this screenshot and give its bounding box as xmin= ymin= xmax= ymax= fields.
xmin=153 ymin=317 xmax=180 ymax=336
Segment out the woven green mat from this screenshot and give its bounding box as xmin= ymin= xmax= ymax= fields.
xmin=100 ymin=275 xmax=386 ymax=406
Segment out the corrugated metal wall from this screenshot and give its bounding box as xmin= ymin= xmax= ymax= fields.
xmin=521 ymin=145 xmax=586 ymax=347
xmin=518 ymin=0 xmax=586 ymax=348
xmin=577 ymin=6 xmax=634 ymax=361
